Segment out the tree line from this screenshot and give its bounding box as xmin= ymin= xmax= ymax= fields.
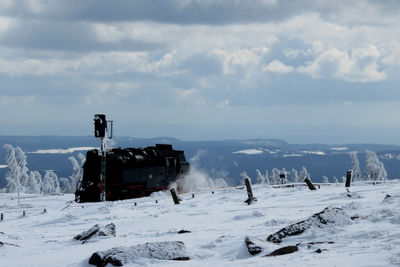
xmin=242 ymin=150 xmax=387 ymax=185
xmin=1 ymin=144 xmax=84 ymax=194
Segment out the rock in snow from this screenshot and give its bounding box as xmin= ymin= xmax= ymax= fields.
xmin=264 ymin=245 xmax=299 ymax=257
xmin=267 ymin=207 xmax=348 ymax=243
xmin=74 ymin=223 xmax=116 ymax=243
xmin=88 ymin=241 xmax=189 ymax=266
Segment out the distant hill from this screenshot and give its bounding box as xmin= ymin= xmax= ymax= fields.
xmin=1 ymin=136 xmax=400 ymax=188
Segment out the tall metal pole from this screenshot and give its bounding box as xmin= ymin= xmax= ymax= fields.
xmin=100 ymin=138 xmax=106 ymax=202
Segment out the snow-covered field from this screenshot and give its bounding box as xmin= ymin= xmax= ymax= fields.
xmin=1 ymin=181 xmax=400 ymax=266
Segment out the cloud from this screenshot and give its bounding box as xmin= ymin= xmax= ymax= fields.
xmin=297 ymin=46 xmax=386 ymax=82
xmin=263 ymin=60 xmax=294 ymax=73
xmin=211 ymin=47 xmax=269 ymax=74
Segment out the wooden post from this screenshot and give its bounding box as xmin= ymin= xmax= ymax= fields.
xmin=345 ymin=170 xmax=352 ymax=188
xmin=1 ymin=213 xmax=3 ymax=221
xmin=170 ymin=188 xmax=180 ymax=205
xmin=244 ymin=178 xmax=257 ymax=205
xmin=212 ymin=191 xmax=214 ymax=194
xmin=155 ymin=200 xmax=158 ymax=204
xmin=134 ymin=202 xmax=137 ymax=206
xmin=43 ymin=209 xmax=47 ymax=213
xmin=192 ymin=194 xmax=195 ymax=198
xmin=304 ymin=177 xmax=317 ymax=191
xmin=23 ymin=211 xmax=26 ymax=217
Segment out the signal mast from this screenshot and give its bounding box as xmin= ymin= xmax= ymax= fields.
xmin=94 ymin=114 xmax=113 ymax=202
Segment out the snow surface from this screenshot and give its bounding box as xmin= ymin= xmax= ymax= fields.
xmin=301 ymin=151 xmax=326 ymax=155
xmin=1 ymin=181 xmax=400 ymax=266
xmin=30 ymin=147 xmax=97 ymax=154
xmin=233 ymin=149 xmax=264 ymax=155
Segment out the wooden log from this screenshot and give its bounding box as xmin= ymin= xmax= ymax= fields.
xmin=244 ymin=178 xmax=257 ymax=205
xmin=345 ymin=170 xmax=352 ymax=188
xmin=304 ymin=177 xmax=317 ymax=191
xmin=170 ymin=188 xmax=180 ymax=205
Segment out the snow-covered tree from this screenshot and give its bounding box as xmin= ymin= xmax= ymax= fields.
xmin=264 ymin=170 xmax=270 ymax=184
xmin=4 ymin=144 xmax=20 ymax=193
xmin=77 ymin=153 xmax=86 ymax=166
xmin=271 ymin=168 xmax=280 ymax=185
xmin=333 ymin=176 xmax=339 ymax=183
xmin=59 ymin=177 xmax=73 ymax=193
xmin=27 ymin=170 xmax=42 ymax=194
xmin=364 ymin=150 xmax=387 ymax=181
xmin=255 ymin=169 xmax=264 ymax=184
xmin=15 ymin=146 xmax=29 ymax=193
xmin=59 ymin=153 xmax=86 ymax=193
xmin=299 ymin=166 xmax=310 ymax=181
xmin=42 ymin=170 xmax=61 ymax=195
xmin=349 ymin=151 xmax=362 ymax=182
xmin=291 ymin=169 xmax=298 ymax=183
xmin=322 ymin=176 xmax=329 ymax=183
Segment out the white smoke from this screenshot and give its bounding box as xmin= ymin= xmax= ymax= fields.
xmin=170 ymin=167 xmax=228 ymax=194
xmin=169 ymin=150 xmax=228 ymax=193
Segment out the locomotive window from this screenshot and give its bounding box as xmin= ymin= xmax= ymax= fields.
xmin=166 ymin=158 xmax=176 ymax=168
xmin=178 ymin=154 xmax=186 ymax=162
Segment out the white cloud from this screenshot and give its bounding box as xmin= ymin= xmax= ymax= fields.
xmin=211 ymin=47 xmax=269 ymax=74
xmin=297 ymin=46 xmax=386 ymax=82
xmin=263 ymin=60 xmax=294 ymax=74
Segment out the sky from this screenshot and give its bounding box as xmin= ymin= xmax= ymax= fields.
xmin=1 ymin=0 xmax=400 ymax=144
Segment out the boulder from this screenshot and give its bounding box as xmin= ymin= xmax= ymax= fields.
xmin=267 ymin=207 xmax=347 ymax=243
xmin=88 ymin=241 xmax=189 ymax=266
xmin=245 ymin=236 xmax=263 ymax=255
xmin=74 ymin=223 xmax=116 ymax=243
xmin=264 ymin=246 xmax=298 ymax=257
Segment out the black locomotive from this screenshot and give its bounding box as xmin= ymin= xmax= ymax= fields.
xmin=75 ymin=144 xmax=190 ymax=202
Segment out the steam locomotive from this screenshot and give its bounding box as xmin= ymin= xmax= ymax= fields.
xmin=75 ymin=144 xmax=190 ymax=202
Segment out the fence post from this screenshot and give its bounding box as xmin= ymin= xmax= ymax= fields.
xmin=1 ymin=213 xmax=3 ymax=221
xmin=22 ymin=211 xmax=26 ymax=217
xmin=304 ymin=177 xmax=317 ymax=191
xmin=345 ymin=170 xmax=352 ymax=188
xmin=244 ymin=178 xmax=257 ymax=205
xmin=170 ymin=188 xmax=180 ymax=205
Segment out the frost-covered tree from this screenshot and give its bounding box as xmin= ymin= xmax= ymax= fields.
xmin=364 ymin=150 xmax=387 ymax=181
xmin=27 ymin=170 xmax=42 ymax=194
xmin=59 ymin=177 xmax=73 ymax=193
xmin=77 ymin=153 xmax=86 ymax=166
xmin=299 ymin=166 xmax=310 ymax=181
xmin=322 ymin=176 xmax=329 ymax=183
xmin=264 ymin=170 xmax=270 ymax=184
xmin=255 ymin=169 xmax=264 ymax=184
xmin=4 ymin=144 xmax=20 ymax=193
xmin=333 ymin=176 xmax=339 ymax=183
xmin=291 ymin=169 xmax=298 ymax=183
xmin=271 ymin=168 xmax=280 ymax=185
xmin=349 ymin=151 xmax=362 ymax=182
xmin=59 ymin=154 xmax=86 ymax=193
xmin=15 ymin=146 xmax=29 ymax=193
xmin=42 ymin=170 xmax=61 ymax=195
